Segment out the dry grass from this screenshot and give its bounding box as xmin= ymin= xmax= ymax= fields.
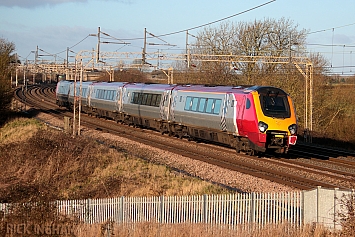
xmin=0 ymin=118 xmax=229 ymax=203
xmin=74 ymin=222 xmax=335 ymax=237
xmin=0 ymin=117 xmax=43 ymax=144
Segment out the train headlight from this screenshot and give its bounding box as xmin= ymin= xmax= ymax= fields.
xmin=288 ymin=124 xmax=297 ymax=135
xmin=258 ymin=121 xmax=268 ymax=133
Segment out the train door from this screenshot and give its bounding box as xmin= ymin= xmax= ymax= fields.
xmin=223 ymin=93 xmax=239 ymax=135
xmin=236 ymin=95 xmax=246 ymax=132
xmin=116 ymin=87 xmax=122 ymax=112
xmin=121 ymin=86 xmax=128 ymax=112
xmin=168 ymin=89 xmax=179 ymax=121
xmin=159 ymin=90 xmax=171 ymax=121
xmin=87 ymin=84 xmax=94 ymax=107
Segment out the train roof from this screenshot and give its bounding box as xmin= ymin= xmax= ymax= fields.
xmin=90 ymin=81 xmax=128 ymax=89
xmin=123 ymin=83 xmax=176 ymax=91
xmin=58 ymin=81 xmax=288 ymax=95
xmin=174 ymin=84 xmax=288 ymax=95
xmin=174 ymin=84 xmax=253 ymax=94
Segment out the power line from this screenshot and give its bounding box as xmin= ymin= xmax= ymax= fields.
xmin=307 ymin=43 xmax=355 ymax=48
xmin=308 ymin=22 xmax=355 ymax=35
xmin=118 ymin=0 xmax=276 ymax=41
xmin=54 ymin=35 xmax=90 ymax=55
xmin=53 ymin=1 xmax=276 ymax=57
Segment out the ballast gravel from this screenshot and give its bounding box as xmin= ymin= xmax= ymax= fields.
xmin=35 ymin=111 xmax=298 ymax=193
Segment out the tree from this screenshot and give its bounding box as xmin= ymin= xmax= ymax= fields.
xmin=0 ymin=38 xmax=16 ymax=123
xmin=191 ymin=18 xmax=308 ymax=85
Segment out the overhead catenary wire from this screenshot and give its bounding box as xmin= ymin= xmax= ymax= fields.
xmin=29 ymin=0 xmax=355 ymax=74
xmin=118 ymin=0 xmax=276 ymax=41
xmin=308 ymin=22 xmax=355 ymax=35
xmin=54 ymin=35 xmax=90 ymax=55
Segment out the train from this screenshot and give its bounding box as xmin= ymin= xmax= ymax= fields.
xmin=56 ymin=80 xmax=298 ymax=155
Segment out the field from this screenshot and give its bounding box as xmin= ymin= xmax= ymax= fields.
xmin=0 ymin=117 xmax=347 ymax=236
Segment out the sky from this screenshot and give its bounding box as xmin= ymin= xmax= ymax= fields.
xmin=1 ymin=0 xmax=355 ymax=75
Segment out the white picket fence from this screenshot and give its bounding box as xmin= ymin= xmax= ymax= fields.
xmin=1 ymin=187 xmax=353 ymax=230
xmin=54 ymin=192 xmax=303 ymax=228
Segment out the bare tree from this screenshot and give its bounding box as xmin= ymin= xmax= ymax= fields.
xmin=191 ymin=18 xmax=308 ymax=85
xmin=0 ymin=38 xmax=16 ymax=122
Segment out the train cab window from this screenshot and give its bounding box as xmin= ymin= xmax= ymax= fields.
xmin=260 ymin=93 xmax=290 ymax=118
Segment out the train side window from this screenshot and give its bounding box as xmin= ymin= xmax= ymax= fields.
xmin=246 ymin=98 xmax=251 ymax=109
xmin=191 ymin=97 xmax=199 ymax=111
xmin=109 ymin=91 xmax=114 ymax=100
xmin=155 ymin=94 xmax=162 ymax=107
xmin=151 ymin=94 xmax=157 ymax=106
xmin=132 ymin=92 xmax=138 ymax=104
xmin=146 ymin=94 xmax=153 ymax=105
xmin=82 ymin=88 xmax=87 ymax=97
xmin=205 ymin=99 xmax=213 ymax=113
xmin=142 ymin=94 xmax=148 ymax=105
xmin=185 ymin=97 xmax=192 ymax=111
xmin=213 ymin=99 xmax=222 ymax=114
xmin=198 ymin=98 xmax=207 ymax=112
xmin=137 ymin=93 xmax=143 ymax=104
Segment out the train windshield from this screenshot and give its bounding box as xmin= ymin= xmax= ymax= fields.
xmin=258 ymin=88 xmax=291 ymax=118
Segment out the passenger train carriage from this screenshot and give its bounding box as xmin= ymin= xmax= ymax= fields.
xmin=56 ymin=80 xmax=297 ymax=155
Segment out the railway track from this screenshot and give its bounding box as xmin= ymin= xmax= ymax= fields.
xmin=13 ymin=84 xmax=355 ymax=191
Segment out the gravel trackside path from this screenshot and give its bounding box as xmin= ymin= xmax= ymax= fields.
xmin=33 ymin=111 xmax=296 ymax=194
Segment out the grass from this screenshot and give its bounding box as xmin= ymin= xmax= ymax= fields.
xmin=0 ymin=117 xmax=42 ymax=144
xmin=43 ymin=222 xmax=335 ymax=237
xmin=0 ymin=117 xmax=230 ymax=203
